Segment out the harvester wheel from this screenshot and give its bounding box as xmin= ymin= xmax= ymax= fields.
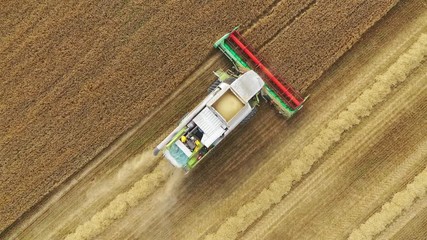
xmin=241 ymin=107 xmax=258 ymax=124
xmin=208 ymin=79 xmax=221 ymax=93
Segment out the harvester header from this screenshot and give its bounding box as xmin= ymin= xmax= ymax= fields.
xmin=154 ymin=28 xmax=307 ymax=172
xmin=214 ymin=28 xmax=306 ymax=115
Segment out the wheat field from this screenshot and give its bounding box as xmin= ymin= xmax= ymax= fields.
xmin=1 ymin=0 xmax=426 ymax=239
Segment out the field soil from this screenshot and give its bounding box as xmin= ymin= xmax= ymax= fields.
xmin=1 ymin=0 xmax=426 ymax=239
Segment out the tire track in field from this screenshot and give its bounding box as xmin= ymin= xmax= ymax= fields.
xmin=64 ymin=159 xmax=172 ymax=240
xmin=244 ymin=0 xmax=317 ymax=49
xmin=348 ymin=141 xmax=427 ymax=240
xmin=254 ymin=0 xmax=317 ymax=50
xmin=241 ymin=0 xmax=283 ymax=33
xmin=205 ymin=33 xmax=427 ymax=240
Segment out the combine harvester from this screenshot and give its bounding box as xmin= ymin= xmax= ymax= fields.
xmin=154 ymin=28 xmax=307 ymax=172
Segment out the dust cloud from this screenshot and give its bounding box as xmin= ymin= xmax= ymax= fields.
xmin=85 ymin=151 xmax=158 ymax=200
xmin=65 ymin=159 xmax=174 ymax=240
xmin=205 ymin=34 xmax=427 ymax=240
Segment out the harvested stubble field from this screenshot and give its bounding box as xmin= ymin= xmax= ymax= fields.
xmin=1 ymin=0 xmax=426 ymax=239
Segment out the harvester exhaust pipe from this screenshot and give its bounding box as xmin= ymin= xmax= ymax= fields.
xmin=153 ymin=147 xmax=161 ymax=156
